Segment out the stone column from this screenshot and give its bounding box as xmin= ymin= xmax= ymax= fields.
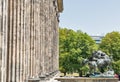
xmin=1 ymin=0 xmax=9 ymax=82
xmin=0 ymin=0 xmax=2 ymax=81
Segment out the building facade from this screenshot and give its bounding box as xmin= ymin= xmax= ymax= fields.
xmin=0 ymin=0 xmax=63 ymax=82
xmin=91 ymin=36 xmax=104 ymax=44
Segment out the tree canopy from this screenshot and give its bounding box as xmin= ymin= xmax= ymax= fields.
xmin=59 ymin=28 xmax=120 ymax=75
xmin=59 ymin=28 xmax=97 ymax=75
xmin=99 ymin=31 xmax=120 ymax=61
xmin=99 ymin=31 xmax=120 ymax=73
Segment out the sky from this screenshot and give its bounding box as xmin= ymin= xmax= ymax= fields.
xmin=59 ymin=0 xmax=120 ymax=36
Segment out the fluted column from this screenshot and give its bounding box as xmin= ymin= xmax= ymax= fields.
xmin=1 ymin=0 xmax=9 ymax=82
xmin=0 ymin=0 xmax=2 ymax=82
xmin=0 ymin=0 xmax=2 ymax=81
xmin=0 ymin=0 xmax=60 ymax=81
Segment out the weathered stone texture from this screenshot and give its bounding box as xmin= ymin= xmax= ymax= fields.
xmin=0 ymin=0 xmax=61 ymax=82
xmin=56 ymin=77 xmax=119 ymax=82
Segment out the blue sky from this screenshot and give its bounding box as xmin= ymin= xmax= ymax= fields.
xmin=59 ymin=0 xmax=120 ymax=35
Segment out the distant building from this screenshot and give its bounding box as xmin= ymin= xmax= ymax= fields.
xmin=91 ymin=36 xmax=104 ymax=44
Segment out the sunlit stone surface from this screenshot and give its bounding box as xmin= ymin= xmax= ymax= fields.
xmin=0 ymin=0 xmax=63 ymax=82
xmin=55 ymin=77 xmax=119 ymax=82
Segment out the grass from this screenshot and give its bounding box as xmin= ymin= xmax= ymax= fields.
xmin=60 ymin=73 xmax=79 ymax=77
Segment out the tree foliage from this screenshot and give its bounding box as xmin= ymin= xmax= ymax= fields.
xmin=99 ymin=31 xmax=120 ymax=73
xmin=59 ymin=28 xmax=97 ymax=75
xmin=99 ymin=31 xmax=120 ymax=61
xmin=112 ymin=60 xmax=120 ymax=74
xmin=59 ymin=29 xmax=120 ymax=75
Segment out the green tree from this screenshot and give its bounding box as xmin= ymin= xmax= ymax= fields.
xmin=76 ymin=30 xmax=97 ymax=58
xmin=112 ymin=60 xmax=120 ymax=74
xmin=100 ymin=31 xmax=120 ymax=61
xmin=99 ymin=31 xmax=120 ymax=73
xmin=59 ymin=28 xmax=78 ymax=75
xmin=59 ymin=28 xmax=97 ymax=76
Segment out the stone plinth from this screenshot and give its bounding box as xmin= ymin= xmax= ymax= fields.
xmin=27 ymin=78 xmax=40 ymax=82
xmin=55 ymin=77 xmax=119 ymax=82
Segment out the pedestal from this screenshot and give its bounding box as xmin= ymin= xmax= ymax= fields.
xmin=55 ymin=77 xmax=119 ymax=82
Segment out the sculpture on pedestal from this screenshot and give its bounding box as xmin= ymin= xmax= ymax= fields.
xmin=84 ymin=50 xmax=114 ymax=77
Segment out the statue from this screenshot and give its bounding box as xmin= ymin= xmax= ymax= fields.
xmin=83 ymin=50 xmax=114 ymax=77
xmin=93 ymin=51 xmax=112 ymax=73
xmin=83 ymin=58 xmax=97 ymax=74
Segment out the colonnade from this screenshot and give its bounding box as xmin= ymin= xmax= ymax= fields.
xmin=0 ymin=0 xmax=60 ymax=82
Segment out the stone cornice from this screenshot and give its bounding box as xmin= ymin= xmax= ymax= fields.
xmin=57 ymin=0 xmax=63 ymax=12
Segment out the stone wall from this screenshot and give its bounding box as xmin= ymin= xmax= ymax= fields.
xmin=56 ymin=77 xmax=119 ymax=82
xmin=0 ymin=0 xmax=62 ymax=82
